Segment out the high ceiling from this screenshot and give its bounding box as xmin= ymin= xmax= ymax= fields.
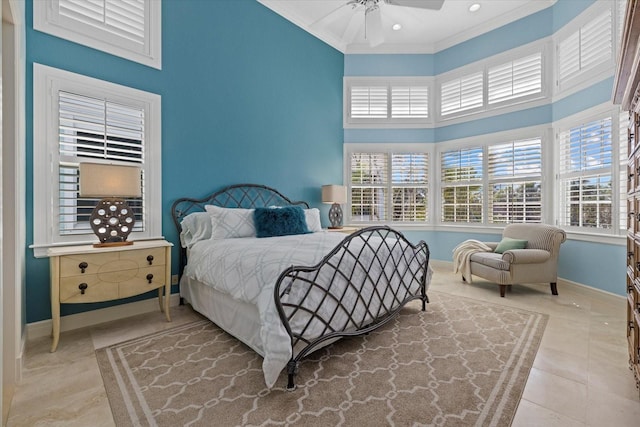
xmin=258 ymin=0 xmax=557 ymax=54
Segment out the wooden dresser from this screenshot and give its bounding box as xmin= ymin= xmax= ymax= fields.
xmin=613 ymin=0 xmax=640 ymax=397
xmin=47 ymin=239 xmax=172 ymax=352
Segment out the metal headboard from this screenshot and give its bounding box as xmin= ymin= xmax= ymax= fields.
xmin=171 ymin=183 xmax=310 ymax=274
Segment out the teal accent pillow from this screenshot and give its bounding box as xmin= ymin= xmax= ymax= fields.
xmin=254 ymin=206 xmax=311 ymax=238
xmin=494 ymin=237 xmax=528 ymax=254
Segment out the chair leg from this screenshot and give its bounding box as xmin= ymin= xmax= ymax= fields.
xmin=462 ymin=275 xmax=467 ymax=283
xmin=499 ymin=285 xmax=507 ymax=297
xmin=550 ymin=282 xmax=558 ymax=296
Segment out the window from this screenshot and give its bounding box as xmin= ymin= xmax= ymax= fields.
xmin=557 ymin=8 xmax=612 ymax=89
xmin=33 ymin=0 xmax=162 ymax=69
xmin=32 ymin=64 xmax=162 ymax=257
xmin=488 ymin=138 xmax=542 ymax=223
xmin=349 ymin=148 xmax=429 ymax=223
xmin=344 ymin=78 xmax=430 ymax=127
xmin=488 ymin=53 xmax=542 ymax=105
xmin=440 ymin=147 xmax=483 ymax=223
xmin=440 ymin=72 xmax=483 ymax=117
xmin=557 ymin=117 xmax=613 ymax=230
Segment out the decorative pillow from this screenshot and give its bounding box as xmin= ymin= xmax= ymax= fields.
xmin=179 ymin=212 xmax=213 ymax=248
xmin=304 ymin=208 xmax=322 ymax=232
xmin=494 ymin=237 xmax=528 ymax=254
xmin=205 ymin=205 xmax=256 ymax=239
xmin=254 ymin=206 xmax=311 ymax=238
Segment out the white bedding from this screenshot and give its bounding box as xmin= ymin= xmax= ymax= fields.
xmin=182 ymin=231 xmax=431 ymax=388
xmin=183 ymin=232 xmax=347 ymax=387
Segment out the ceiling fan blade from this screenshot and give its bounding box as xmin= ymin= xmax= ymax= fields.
xmin=366 ymin=5 xmax=384 ymax=47
xmin=310 ymin=2 xmax=352 ymax=28
xmin=384 ymin=0 xmax=445 ymax=10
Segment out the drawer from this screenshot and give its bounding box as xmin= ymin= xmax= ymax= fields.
xmin=118 ymin=265 xmax=166 ymax=298
xmin=60 ymin=275 xmax=119 ymax=303
xmin=59 ymin=247 xmax=166 ymax=278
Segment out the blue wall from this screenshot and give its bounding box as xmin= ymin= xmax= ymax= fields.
xmin=25 ymin=0 xmax=344 ymax=322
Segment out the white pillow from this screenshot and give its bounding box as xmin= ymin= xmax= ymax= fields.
xmin=179 ymin=212 xmax=213 ymax=249
xmin=304 ymin=208 xmax=322 ymax=232
xmin=205 ymin=205 xmax=256 ymax=239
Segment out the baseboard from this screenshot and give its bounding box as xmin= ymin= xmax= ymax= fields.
xmin=430 ymin=259 xmax=625 ymax=300
xmin=26 ymin=294 xmax=182 ymax=341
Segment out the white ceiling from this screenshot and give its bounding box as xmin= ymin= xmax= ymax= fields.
xmin=258 ymin=0 xmax=557 ymax=54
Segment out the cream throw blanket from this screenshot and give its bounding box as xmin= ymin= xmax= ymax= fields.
xmin=453 ymin=239 xmax=493 ymax=284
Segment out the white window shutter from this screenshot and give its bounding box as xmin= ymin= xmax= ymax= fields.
xmin=440 ymin=147 xmax=483 ymax=223
xmin=391 ymin=86 xmax=429 ymax=118
xmin=59 ymin=0 xmax=145 ymax=46
xmin=57 ymin=90 xmax=145 ymax=236
xmin=488 ymin=53 xmax=542 ymax=104
xmin=557 ymin=117 xmax=613 ymax=229
xmin=391 ymin=153 xmax=429 ymax=222
xmin=350 ymin=153 xmax=389 ymax=221
xmin=350 ymin=86 xmax=388 ymax=118
xmin=441 ymin=72 xmax=483 ymax=116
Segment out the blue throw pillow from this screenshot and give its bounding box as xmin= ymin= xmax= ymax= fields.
xmin=254 ymin=206 xmax=311 ymax=238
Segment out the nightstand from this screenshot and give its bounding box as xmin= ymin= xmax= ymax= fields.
xmin=47 ymin=239 xmax=173 ymax=352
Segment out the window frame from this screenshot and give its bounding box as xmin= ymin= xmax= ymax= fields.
xmin=32 ymin=63 xmax=162 ymax=257
xmin=344 ymin=77 xmax=433 ymax=128
xmin=554 ymin=106 xmax=625 ymax=237
xmin=33 ymin=0 xmax=162 ymax=69
xmin=344 ymin=143 xmax=435 ymax=226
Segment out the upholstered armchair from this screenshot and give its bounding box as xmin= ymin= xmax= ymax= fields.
xmin=460 ymin=223 xmax=566 ymax=297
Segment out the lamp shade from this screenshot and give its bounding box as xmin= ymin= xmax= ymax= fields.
xmin=79 ymin=163 xmax=142 ymax=198
xmin=321 ymin=185 xmax=347 ymax=204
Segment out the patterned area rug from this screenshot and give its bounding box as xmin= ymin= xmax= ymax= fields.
xmin=96 ymin=291 xmax=547 ymax=427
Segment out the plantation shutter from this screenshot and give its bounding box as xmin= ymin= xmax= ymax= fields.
xmin=391 ymin=153 xmax=429 ymax=221
xmin=488 ymin=139 xmax=542 ymax=223
xmin=350 ymin=86 xmax=388 ymax=118
xmin=58 ymin=0 xmax=146 ymax=48
xmin=58 ymin=90 xmax=145 ymax=235
xmin=558 ymin=10 xmax=612 ymax=84
xmin=351 ymin=153 xmax=389 ymax=222
xmin=488 ymin=53 xmax=542 ymax=104
xmin=391 ymin=86 xmax=429 ymax=118
xmin=440 ymin=72 xmax=483 ymax=116
xmin=557 ymin=117 xmax=612 ymax=228
xmin=441 ymin=147 xmax=483 ymax=223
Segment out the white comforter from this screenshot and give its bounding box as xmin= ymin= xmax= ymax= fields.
xmin=183 ymin=231 xmax=430 ymax=388
xmin=184 ymin=232 xmax=347 ymax=387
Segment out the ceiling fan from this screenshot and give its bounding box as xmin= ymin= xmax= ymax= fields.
xmin=313 ymin=0 xmax=445 ymax=47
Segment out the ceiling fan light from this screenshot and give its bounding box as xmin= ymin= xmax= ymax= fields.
xmin=469 ymin=3 xmax=481 ymax=12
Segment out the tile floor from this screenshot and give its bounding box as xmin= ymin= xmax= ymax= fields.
xmin=6 ymin=262 xmax=640 ymax=426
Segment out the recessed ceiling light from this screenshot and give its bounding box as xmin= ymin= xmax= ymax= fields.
xmin=392 ymin=23 xmax=402 ymax=31
xmin=469 ymin=3 xmax=481 ymax=12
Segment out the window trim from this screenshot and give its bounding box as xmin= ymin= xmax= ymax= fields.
xmin=554 ymin=104 xmax=625 ymax=237
xmin=32 ymin=63 xmax=162 ymax=257
xmin=343 ymin=77 xmax=434 ymax=128
xmin=344 ymin=143 xmax=435 ymax=225
xmin=33 ymin=0 xmax=162 ymax=69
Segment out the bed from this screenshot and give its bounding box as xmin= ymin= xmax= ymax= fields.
xmin=171 ymin=184 xmax=431 ymax=390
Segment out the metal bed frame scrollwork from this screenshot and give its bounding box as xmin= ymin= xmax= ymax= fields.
xmin=171 ymin=184 xmax=430 ymax=390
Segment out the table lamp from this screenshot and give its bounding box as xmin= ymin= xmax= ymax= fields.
xmin=321 ymin=184 xmax=347 ymax=229
xmin=79 ymin=162 xmax=141 ymax=247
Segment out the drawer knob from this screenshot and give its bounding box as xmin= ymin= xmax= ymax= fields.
xmin=629 ymin=252 xmax=634 ymax=258
xmin=78 ymin=283 xmax=88 ymax=295
xmin=146 ymin=273 xmax=154 ymax=284
xmin=146 ymin=255 xmax=154 ymax=265
xmin=79 ymin=262 xmax=88 ymax=273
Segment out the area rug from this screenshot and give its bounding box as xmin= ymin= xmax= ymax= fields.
xmin=96 ymin=291 xmax=547 ymax=427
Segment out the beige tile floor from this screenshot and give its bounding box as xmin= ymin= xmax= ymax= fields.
xmin=6 ymin=262 xmax=640 ymax=426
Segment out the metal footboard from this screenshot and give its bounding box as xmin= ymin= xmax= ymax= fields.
xmin=273 ymin=226 xmax=430 ymax=390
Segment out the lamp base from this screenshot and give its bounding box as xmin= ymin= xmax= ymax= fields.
xmin=328 ymin=203 xmax=344 ymax=229
xmin=92 ymin=241 xmax=134 ymax=248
